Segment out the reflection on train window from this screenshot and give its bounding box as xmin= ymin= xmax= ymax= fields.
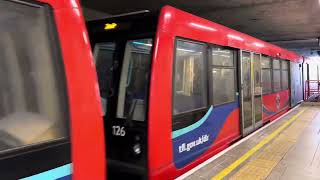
xmin=261 ymin=56 xmax=272 ymax=93
xmin=94 ymin=43 xmax=115 ymax=116
xmin=116 ymin=39 xmax=152 ymax=121
xmin=253 ymin=54 xmax=262 ymax=95
xmin=211 ymin=48 xmax=234 ymax=66
xmin=176 ymin=58 xmax=198 ymax=96
xmin=281 ymin=60 xmax=289 ymax=90
xmin=281 ymin=60 xmax=288 ymax=70
xmin=211 ymin=47 xmax=236 ymax=106
xmin=273 ymin=59 xmax=281 ymax=69
xmin=173 ymin=40 xmax=207 ymax=115
xmin=0 ymin=1 xmax=69 ymax=151
xmin=273 ymin=59 xmax=281 ymax=92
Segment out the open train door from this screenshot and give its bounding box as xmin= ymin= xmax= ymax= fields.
xmin=240 ymin=51 xmax=263 ymax=136
xmin=290 ymin=62 xmax=303 ymax=106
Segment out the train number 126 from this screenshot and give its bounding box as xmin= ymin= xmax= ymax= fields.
xmin=112 ymin=126 xmax=126 ymax=136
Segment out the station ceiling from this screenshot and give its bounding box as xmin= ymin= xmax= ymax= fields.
xmin=81 ymin=0 xmax=320 ymax=57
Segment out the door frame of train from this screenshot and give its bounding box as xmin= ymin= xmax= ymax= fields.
xmin=240 ymin=50 xmax=253 ymax=136
xmin=239 ymin=50 xmax=263 ymax=136
xmin=253 ymin=53 xmax=263 ymax=129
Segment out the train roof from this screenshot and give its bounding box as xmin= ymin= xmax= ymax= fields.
xmin=87 ymin=5 xmax=303 ymax=63
xmin=158 ymin=6 xmax=302 ymax=63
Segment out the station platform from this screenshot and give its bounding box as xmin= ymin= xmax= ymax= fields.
xmin=180 ymin=104 xmax=320 ymax=180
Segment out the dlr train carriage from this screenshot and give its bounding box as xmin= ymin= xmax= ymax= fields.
xmin=0 ymin=0 xmax=105 ymax=179
xmin=87 ymin=5 xmax=303 ymax=180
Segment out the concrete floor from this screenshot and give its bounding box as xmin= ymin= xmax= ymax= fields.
xmin=184 ymin=105 xmax=320 ymax=180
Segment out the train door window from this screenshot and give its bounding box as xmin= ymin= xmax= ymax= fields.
xmin=94 ymin=43 xmax=115 ymax=116
xmin=273 ymin=59 xmax=281 ymax=92
xmin=0 ymin=0 xmax=69 ymax=151
xmin=261 ymin=56 xmax=272 ymax=94
xmin=281 ymin=60 xmax=289 ymax=90
xmin=173 ymin=40 xmax=207 ymax=115
xmin=210 ymin=47 xmax=236 ymax=106
xmin=116 ymin=39 xmax=152 ymax=121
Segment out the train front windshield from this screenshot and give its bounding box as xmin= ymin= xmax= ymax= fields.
xmin=94 ymin=39 xmax=152 ymax=121
xmin=87 ymin=13 xmax=157 ymax=179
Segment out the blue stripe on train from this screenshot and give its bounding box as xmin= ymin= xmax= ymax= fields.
xmin=172 ymin=102 xmax=238 ymax=168
xmin=57 ymin=175 xmax=71 ymax=180
xmin=172 ymin=106 xmax=214 ymax=139
xmin=20 ymin=163 xmax=72 ymax=180
xmin=262 ymin=105 xmax=276 ymax=116
xmin=263 ymin=100 xmax=290 ymax=116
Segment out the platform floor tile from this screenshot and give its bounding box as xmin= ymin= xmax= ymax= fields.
xmin=183 ymin=105 xmax=320 ymax=180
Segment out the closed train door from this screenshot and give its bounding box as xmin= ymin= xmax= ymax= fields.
xmin=240 ymin=51 xmax=263 ymax=136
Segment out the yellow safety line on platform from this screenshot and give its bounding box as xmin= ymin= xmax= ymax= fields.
xmin=211 ymin=108 xmax=306 ymax=180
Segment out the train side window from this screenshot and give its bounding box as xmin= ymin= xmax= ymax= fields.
xmin=210 ymin=47 xmax=236 ymax=106
xmin=173 ymin=40 xmax=207 ymax=115
xmin=261 ymin=56 xmax=272 ymax=94
xmin=0 ymin=1 xmax=69 ymax=151
xmin=211 ymin=48 xmax=234 ymax=66
xmin=281 ymin=60 xmax=289 ymax=90
xmin=272 ymin=59 xmax=281 ymax=92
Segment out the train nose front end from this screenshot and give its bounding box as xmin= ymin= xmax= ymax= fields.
xmin=87 ymin=13 xmax=158 ymax=179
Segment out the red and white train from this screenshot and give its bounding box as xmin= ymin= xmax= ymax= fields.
xmin=87 ymin=5 xmax=303 ymax=180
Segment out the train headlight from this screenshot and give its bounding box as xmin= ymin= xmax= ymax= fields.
xmin=133 ymin=143 xmax=141 ymax=155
